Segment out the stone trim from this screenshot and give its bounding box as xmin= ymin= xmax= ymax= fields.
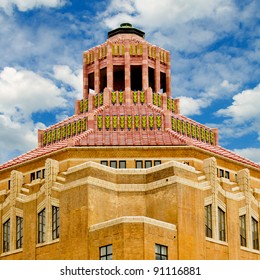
xmin=89 ymin=216 xmax=176 ymax=232
xmin=206 ymin=237 xmax=228 ymax=246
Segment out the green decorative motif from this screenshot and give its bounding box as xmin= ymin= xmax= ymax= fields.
xmin=191 ymin=125 xmax=195 ymax=138
xmin=127 ymin=115 xmax=132 ymax=130
xmin=72 ymin=122 xmax=77 ymax=135
xmin=105 ymin=115 xmax=110 ymax=130
xmin=80 ymin=100 xmax=84 ymax=113
xmin=156 ymin=115 xmax=161 ymax=130
xmin=210 ymin=131 xmax=214 ymax=145
xmin=113 ymin=115 xmax=117 ymax=130
xmin=135 ymin=115 xmax=139 ymax=130
xmin=43 ymin=132 xmax=47 ymax=146
xmin=62 ymin=125 xmax=66 ymax=139
xmin=171 ymin=117 xmax=176 ymax=131
xmin=158 ymin=94 xmax=161 ymax=107
xmin=133 ymin=91 xmax=137 ymax=104
xmin=177 ymin=119 xmax=181 ymax=132
xmin=120 ymin=115 xmax=125 ymax=129
xmin=171 ymin=100 xmax=175 ymax=113
xmin=97 ymin=115 xmax=103 ymax=130
xmin=205 ymin=130 xmax=209 ymax=142
xmin=153 ymin=93 xmax=157 ymax=105
xmin=67 ymin=123 xmax=71 ymax=137
xmin=142 ymin=115 xmax=147 ymax=130
xmin=182 ymin=121 xmax=186 ymax=134
xmin=167 ymin=98 xmax=171 ymax=110
xmin=140 ymin=91 xmax=145 ymax=104
xmin=85 ymin=98 xmax=88 ymax=112
xmin=196 ymin=126 xmax=200 ymax=139
xmin=52 ymin=129 xmax=56 ymax=142
xmin=94 ymin=94 xmax=98 ymax=108
xmin=119 ymin=91 xmax=124 ymax=105
xmin=57 ymin=127 xmax=61 ymax=141
xmin=111 ymin=91 xmax=116 ymax=105
xmin=47 ymin=131 xmax=52 ymax=144
xmin=99 ymin=93 xmax=103 ymax=106
xmin=149 ymin=114 xmax=154 ymax=130
xmin=186 ymin=122 xmax=191 ymax=136
xmin=201 ymin=128 xmax=205 ymax=141
xmin=77 ymin=120 xmax=81 ymax=134
xmin=82 ymin=118 xmax=87 ymax=131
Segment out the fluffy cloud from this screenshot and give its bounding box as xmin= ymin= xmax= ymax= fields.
xmin=233 ymin=148 xmax=260 ymax=164
xmin=0 ymin=0 xmax=67 ymax=14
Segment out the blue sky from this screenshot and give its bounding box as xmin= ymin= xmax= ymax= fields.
xmin=0 ymin=0 xmax=259 ymax=164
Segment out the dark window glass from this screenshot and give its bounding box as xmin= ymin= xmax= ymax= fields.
xmin=218 ymin=207 xmax=226 ymax=241
xmin=136 ymin=160 xmax=143 ymax=168
xmin=100 ymin=244 xmax=112 ymax=260
xmin=30 ymin=172 xmax=35 ymax=182
xmin=110 ymin=161 xmax=117 ymax=168
xmin=38 ymin=208 xmax=46 ymax=243
xmin=8 ymin=180 xmax=11 ymax=190
xmin=154 ymin=160 xmax=161 ymax=166
xmin=52 ymin=206 xmax=60 ymax=240
xmin=119 ymin=161 xmax=126 ymax=168
xmin=101 ymin=161 xmax=108 ymax=166
xmin=225 ymin=171 xmax=230 ymax=179
xmin=252 ymin=217 xmax=259 ymax=250
xmin=16 ymin=216 xmax=23 ymax=249
xmin=240 ymin=215 xmax=246 ymax=247
xmin=42 ymin=169 xmax=45 ymax=178
xmin=219 ymin=169 xmax=224 ymax=178
xmin=155 ymin=244 xmax=168 ymax=260
xmin=36 ymin=170 xmax=42 ymax=179
xmin=3 ymin=219 xmax=10 ymax=252
xmin=205 ymin=205 xmax=212 ymax=238
xmin=145 ymin=160 xmax=152 ymax=168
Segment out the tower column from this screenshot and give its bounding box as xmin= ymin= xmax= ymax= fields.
xmin=83 ymin=54 xmax=88 ymax=99
xmin=107 ymin=42 xmax=113 ymax=90
xmin=166 ymin=51 xmax=171 ymax=97
xmin=94 ymin=47 xmax=100 ymax=94
xmin=124 ymin=41 xmax=131 ymax=103
xmin=142 ymin=44 xmax=148 ymax=90
xmin=155 ymin=47 xmax=160 ymax=93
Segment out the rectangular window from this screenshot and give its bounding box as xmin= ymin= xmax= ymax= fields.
xmin=252 ymin=217 xmax=259 ymax=250
xmin=100 ymin=244 xmax=112 ymax=260
xmin=52 ymin=206 xmax=60 ymax=240
xmin=205 ymin=204 xmax=212 ymax=238
xmin=3 ymin=219 xmax=10 ymax=252
xmin=8 ymin=180 xmax=11 ymax=190
xmin=240 ymin=215 xmax=246 ymax=247
xmin=218 ymin=207 xmax=226 ymax=241
xmin=119 ymin=161 xmax=126 ymax=169
xmin=219 ymin=169 xmax=224 ymax=178
xmin=225 ymin=171 xmax=230 ymax=179
xmin=145 ymin=160 xmax=152 ymax=168
xmin=42 ymin=169 xmax=45 ymax=178
xmin=101 ymin=161 xmax=108 ymax=166
xmin=30 ymin=172 xmax=36 ymax=182
xmin=154 ymin=160 xmax=161 ymax=166
xmin=36 ymin=170 xmax=42 ymax=179
xmin=16 ymin=216 xmax=23 ymax=249
xmin=136 ymin=160 xmax=143 ymax=168
xmin=38 ymin=208 xmax=46 ymax=243
xmin=110 ymin=161 xmax=117 ymax=168
xmin=155 ymin=244 xmax=168 ymax=260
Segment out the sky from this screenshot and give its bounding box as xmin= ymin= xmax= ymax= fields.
xmin=0 ymin=0 xmax=259 ymax=164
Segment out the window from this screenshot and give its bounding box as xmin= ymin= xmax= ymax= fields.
xmin=240 ymin=215 xmax=246 ymax=247
xmin=110 ymin=161 xmax=117 ymax=168
xmin=252 ymin=217 xmax=259 ymax=250
xmin=155 ymin=244 xmax=168 ymax=260
xmin=154 ymin=160 xmax=161 ymax=166
xmin=119 ymin=161 xmax=126 ymax=168
xmin=30 ymin=172 xmax=36 ymax=182
xmin=145 ymin=160 xmax=152 ymax=168
xmin=136 ymin=160 xmax=143 ymax=168
xmin=100 ymin=244 xmax=112 ymax=260
xmin=36 ymin=170 xmax=42 ymax=179
xmin=205 ymin=205 xmax=212 ymax=238
xmin=219 ymin=169 xmax=224 ymax=178
xmin=16 ymin=216 xmax=23 ymax=249
xmin=225 ymin=171 xmax=230 ymax=179
xmin=8 ymin=180 xmax=11 ymax=190
xmin=38 ymin=208 xmax=46 ymax=243
xmin=42 ymin=169 xmax=45 ymax=178
xmin=101 ymin=161 xmax=108 ymax=166
xmin=218 ymin=207 xmax=226 ymax=241
xmin=52 ymin=206 xmax=60 ymax=240
xmin=3 ymin=219 xmax=10 ymax=252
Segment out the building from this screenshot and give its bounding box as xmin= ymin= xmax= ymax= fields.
xmin=0 ymin=23 xmax=260 ymax=260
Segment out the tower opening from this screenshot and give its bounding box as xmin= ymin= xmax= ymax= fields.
xmin=160 ymin=71 xmax=166 ymax=93
xmin=100 ymin=67 xmax=107 ymax=92
xmin=88 ymin=72 xmax=94 ymax=93
xmin=113 ymin=66 xmax=125 ymax=91
xmin=131 ymin=65 xmax=142 ymax=91
xmin=148 ymin=67 xmax=155 ymax=92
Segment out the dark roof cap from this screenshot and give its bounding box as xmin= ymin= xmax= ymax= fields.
xmin=108 ymin=23 xmax=145 ymax=38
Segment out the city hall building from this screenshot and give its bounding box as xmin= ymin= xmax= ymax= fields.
xmin=0 ymin=23 xmax=260 ymax=260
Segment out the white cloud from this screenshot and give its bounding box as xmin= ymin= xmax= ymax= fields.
xmin=178 ymin=96 xmax=210 ymax=116
xmin=233 ymin=148 xmax=260 ymax=164
xmin=0 ymin=0 xmax=67 ymax=14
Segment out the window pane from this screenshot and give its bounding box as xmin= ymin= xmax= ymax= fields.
xmin=100 ymin=244 xmax=113 ymax=260
xmin=218 ymin=207 xmax=226 ymax=241
xmin=119 ymin=161 xmax=126 ymax=168
xmin=110 ymin=161 xmax=117 ymax=168
xmin=136 ymin=161 xmax=143 ymax=168
xmin=101 ymin=161 xmax=108 ymax=166
xmin=154 ymin=160 xmax=161 ymax=166
xmin=145 ymin=160 xmax=152 ymax=168
xmin=205 ymin=204 xmax=212 ymax=238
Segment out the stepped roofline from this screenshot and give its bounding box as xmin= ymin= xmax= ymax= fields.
xmin=108 ymin=23 xmax=145 ymax=39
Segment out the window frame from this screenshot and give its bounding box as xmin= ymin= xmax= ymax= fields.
xmin=52 ymin=206 xmax=60 ymax=240
xmin=110 ymin=161 xmax=117 ymax=168
xmin=154 ymin=160 xmax=161 ymax=166
xmin=145 ymin=160 xmax=152 ymax=168
xmin=16 ymin=216 xmax=23 ymax=249
xmin=3 ymin=218 xmax=11 ymax=253
xmin=38 ymin=208 xmax=46 ymax=244
xmin=218 ymin=207 xmax=226 ymax=242
xmin=136 ymin=160 xmax=143 ymax=168
xmin=239 ymin=214 xmax=246 ymax=247
xmin=99 ymin=244 xmax=112 ymax=260
xmin=252 ymin=217 xmax=259 ymax=250
xmin=119 ymin=160 xmax=126 ymax=169
xmin=205 ymin=204 xmax=212 ymax=238
xmin=155 ymin=243 xmax=168 ymax=260
xmin=101 ymin=160 xmax=108 ymax=166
